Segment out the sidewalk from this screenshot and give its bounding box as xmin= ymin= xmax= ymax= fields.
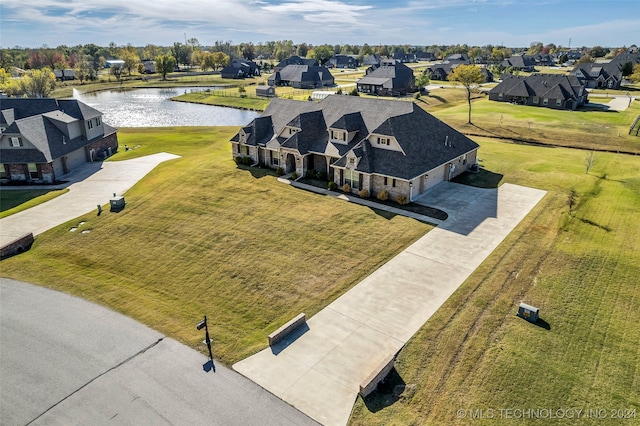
xmin=234 ymin=182 xmax=546 ymax=426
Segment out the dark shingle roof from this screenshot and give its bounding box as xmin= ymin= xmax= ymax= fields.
xmin=490 ymin=74 xmax=585 ymax=100
xmin=233 ymin=96 xmax=478 ymax=181
xmin=357 ymin=62 xmax=414 ymax=89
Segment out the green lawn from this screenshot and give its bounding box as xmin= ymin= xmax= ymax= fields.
xmin=0 ymin=127 xmax=430 ymax=365
xmin=0 ymin=189 xmax=69 ymax=218
xmin=349 ymin=138 xmax=640 ymax=425
xmin=431 ymin=97 xmax=640 ymax=154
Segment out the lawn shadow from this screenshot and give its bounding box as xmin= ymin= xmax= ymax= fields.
xmin=270 ymin=323 xmax=310 ymax=355
xmin=453 ymin=169 xmax=504 ymax=189
xmin=362 ymin=368 xmax=411 ymax=413
xmin=237 ymin=165 xmax=278 ymax=179
xmin=517 ymin=315 xmax=551 ymax=330
xmin=368 ymin=207 xmax=399 ymax=221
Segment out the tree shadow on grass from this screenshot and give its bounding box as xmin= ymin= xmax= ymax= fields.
xmin=362 ymin=368 xmax=412 ymax=413
xmin=237 ymin=165 xmax=278 ymax=179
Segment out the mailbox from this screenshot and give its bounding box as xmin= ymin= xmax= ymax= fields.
xmin=110 ymin=195 xmax=125 ymax=211
xmin=517 ymin=302 xmax=539 ymax=323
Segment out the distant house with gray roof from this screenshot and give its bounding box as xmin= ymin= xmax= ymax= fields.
xmin=501 ymin=55 xmax=536 ymax=72
xmin=220 ymin=58 xmax=261 ymax=79
xmin=571 ymin=53 xmax=640 ymax=89
xmin=489 ymin=74 xmax=587 ymax=110
xmin=273 ymin=56 xmax=318 ymax=72
xmin=230 ymin=96 xmax=478 ymax=202
xmin=356 ymin=61 xmax=415 ymax=96
xmin=267 ymin=64 xmax=334 ymax=89
xmin=0 ymin=98 xmax=118 ymax=184
xmin=327 ymin=55 xmax=359 ymax=69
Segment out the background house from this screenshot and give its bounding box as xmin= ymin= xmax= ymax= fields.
xmin=220 ymin=59 xmax=261 ymax=79
xmin=571 ymin=53 xmax=640 ymax=89
xmin=356 ymin=61 xmax=415 ymax=96
xmin=273 ymin=56 xmax=318 ymax=72
xmin=501 ymin=55 xmax=536 ymax=72
xmin=489 ymin=74 xmax=587 ymax=110
xmin=267 ymin=64 xmax=334 ymax=89
xmin=327 ymin=55 xmax=359 ymax=69
xmin=0 ymin=98 xmax=118 ymax=184
xmin=230 ymin=96 xmax=478 ymax=202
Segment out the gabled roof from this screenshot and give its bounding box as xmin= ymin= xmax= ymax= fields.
xmin=357 ymin=61 xmax=414 ymax=89
xmin=232 ymin=96 xmax=478 ymax=181
xmin=0 ymin=98 xmax=114 ymax=163
xmin=490 ymin=74 xmax=585 ymax=100
xmin=275 ymin=55 xmax=318 ymax=68
xmin=273 ymin=65 xmax=334 ymax=84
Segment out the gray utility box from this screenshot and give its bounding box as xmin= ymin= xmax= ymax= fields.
xmin=517 ymin=302 xmax=539 ymax=323
xmin=110 ymin=195 xmax=126 ymax=211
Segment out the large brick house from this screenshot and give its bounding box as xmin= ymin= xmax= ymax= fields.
xmin=230 ymin=96 xmax=478 ymax=202
xmin=489 ymin=74 xmax=587 ymax=110
xmin=0 ymin=98 xmax=118 ymax=184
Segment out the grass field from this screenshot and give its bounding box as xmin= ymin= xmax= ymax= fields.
xmin=431 ymin=97 xmax=640 ymax=154
xmin=0 ymin=189 xmax=69 ymax=219
xmin=0 ymin=127 xmax=430 ymax=365
xmin=349 ymin=138 xmax=640 ymax=425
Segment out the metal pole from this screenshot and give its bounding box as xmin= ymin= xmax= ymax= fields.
xmin=203 ymin=316 xmax=214 ymax=362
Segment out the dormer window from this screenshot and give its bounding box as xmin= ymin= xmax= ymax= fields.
xmin=330 ymin=130 xmax=346 ymax=141
xmin=10 ymin=137 xmax=23 ymax=147
xmin=289 ymin=128 xmax=296 ymax=135
xmin=377 ymin=137 xmax=390 ymax=146
xmin=349 ymin=157 xmax=355 ymax=165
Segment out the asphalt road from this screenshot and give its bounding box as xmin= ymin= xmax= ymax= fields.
xmin=0 ymin=278 xmax=318 ymax=426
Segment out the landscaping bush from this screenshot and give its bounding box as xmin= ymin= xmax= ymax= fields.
xmin=328 ymin=181 xmax=338 ymax=190
xmin=376 ymin=190 xmax=389 ymax=201
xmin=291 ymin=172 xmax=298 ymax=180
xmin=342 ymin=183 xmax=351 ymax=192
xmin=305 ymin=169 xmax=316 ymax=178
xmin=349 ymin=88 xmax=360 ymax=96
xmin=234 ymin=156 xmax=252 ymax=165
xmin=397 ymin=194 xmax=408 ymax=205
xmin=358 ymin=189 xmax=370 ymax=198
xmin=275 ymin=167 xmax=284 ymax=176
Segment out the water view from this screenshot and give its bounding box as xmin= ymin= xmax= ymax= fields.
xmin=73 ymin=87 xmax=260 ymax=127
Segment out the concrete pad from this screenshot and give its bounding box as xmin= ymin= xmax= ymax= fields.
xmin=0 ymin=279 xmax=318 ymax=426
xmin=234 ymin=182 xmax=546 ymax=425
xmin=0 ymin=153 xmax=180 ymax=248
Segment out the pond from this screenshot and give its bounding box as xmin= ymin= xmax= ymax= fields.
xmin=73 ymin=87 xmax=260 ymax=127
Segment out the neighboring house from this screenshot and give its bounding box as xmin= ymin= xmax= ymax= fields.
xmin=53 ymin=69 xmax=75 ymax=81
xmin=105 ymin=59 xmax=125 ymax=68
xmin=426 ymin=55 xmax=472 ymax=81
xmin=361 ymin=54 xmax=383 ymax=67
xmin=273 ymin=56 xmax=318 ymax=72
xmin=327 ymin=55 xmax=359 ymax=69
xmin=392 ymin=51 xmax=417 ymax=63
xmin=356 ymin=61 xmax=415 ymax=96
xmin=501 ymin=55 xmax=536 ymax=72
xmin=230 ymin=96 xmax=479 ymax=202
xmin=529 ymin=53 xmax=554 ymax=67
xmin=267 ymin=65 xmax=334 ymax=89
xmin=571 ymin=53 xmax=640 ymax=89
xmin=0 ymin=98 xmax=118 ymax=184
xmin=415 ymin=51 xmax=436 ymax=61
xmin=489 ymin=74 xmax=588 ymax=110
xmin=142 ymin=59 xmax=156 ymax=74
xmin=220 ymin=58 xmax=261 ymax=79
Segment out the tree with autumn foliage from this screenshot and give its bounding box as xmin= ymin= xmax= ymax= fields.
xmin=448 ymin=64 xmax=485 ymax=124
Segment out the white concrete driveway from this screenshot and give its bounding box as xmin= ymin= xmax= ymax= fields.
xmin=233 ymin=182 xmax=546 ymax=426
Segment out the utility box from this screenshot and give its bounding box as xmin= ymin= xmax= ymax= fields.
xmin=517 ymin=302 xmax=539 ymax=323
xmin=110 ymin=195 xmax=126 ymax=211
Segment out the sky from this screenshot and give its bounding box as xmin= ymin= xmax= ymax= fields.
xmin=1 ymin=0 xmax=638 ymax=49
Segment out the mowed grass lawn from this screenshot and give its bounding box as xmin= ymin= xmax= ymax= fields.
xmin=350 ymin=139 xmax=640 ymax=425
xmin=0 ymin=127 xmax=430 ymax=365
xmin=432 ymin=97 xmax=640 ymax=154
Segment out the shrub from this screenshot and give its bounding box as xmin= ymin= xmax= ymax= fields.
xmin=328 ymin=181 xmax=338 ymax=190
xmin=342 ymin=183 xmax=351 ymax=192
xmin=376 ymin=190 xmax=389 ymax=201
xmin=315 ymin=170 xmax=327 ymax=180
xmin=349 ymin=88 xmax=360 ymax=96
xmin=291 ymin=172 xmax=298 ymax=180
xmin=358 ymin=189 xmax=370 ymax=198
xmin=336 ymin=87 xmax=343 ymax=95
xmin=275 ymin=167 xmax=284 ymax=176
xmin=305 ymin=169 xmax=315 ymax=178
xmin=397 ymin=195 xmax=408 ymax=205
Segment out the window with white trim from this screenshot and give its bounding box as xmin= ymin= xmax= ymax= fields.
xmin=96 ymin=117 xmax=101 ymax=126
xmin=87 ymin=120 xmax=93 ymax=129
xmin=543 ymin=98 xmax=549 ymax=106
xmin=556 ymin=99 xmax=562 ymax=106
xmin=377 ymin=137 xmax=390 ymax=146
xmin=10 ymin=137 xmax=23 ymax=147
